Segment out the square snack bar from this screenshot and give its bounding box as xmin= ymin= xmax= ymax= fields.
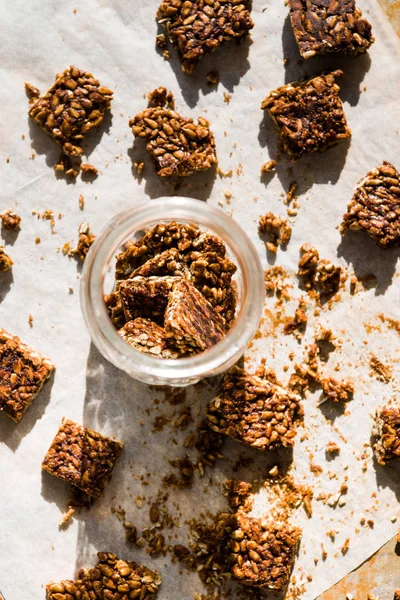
xmin=42 ymin=418 xmax=124 ymax=498
xmin=261 ymin=70 xmax=351 ymax=160
xmin=288 ymin=0 xmax=374 ymax=59
xmin=130 ymin=88 xmax=217 ymax=177
xmin=119 ymin=276 xmax=179 ymax=324
xmin=371 ymin=403 xmax=400 ymax=465
xmin=28 ymin=66 xmax=113 ymax=157
xmin=0 ymin=329 xmax=55 ymax=423
xmin=157 ymin=0 xmax=254 ymax=74
xmin=227 ymin=514 xmax=302 ymax=589
xmin=46 ymin=551 xmax=162 ymax=600
xmin=341 ymin=161 xmax=400 ymax=248
xmin=118 ymin=318 xmax=179 ymax=359
xmin=165 ymin=278 xmax=226 ymax=353
xmin=115 ymin=222 xmax=225 ymax=280
xmin=206 ymin=366 xmax=303 ymax=451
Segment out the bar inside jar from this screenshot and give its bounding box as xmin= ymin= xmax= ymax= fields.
xmin=104 ymin=222 xmax=238 ymax=359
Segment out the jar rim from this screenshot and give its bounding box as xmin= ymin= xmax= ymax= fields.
xmin=80 ymin=197 xmax=265 ymax=384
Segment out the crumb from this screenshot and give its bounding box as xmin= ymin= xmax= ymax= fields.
xmin=261 ymin=160 xmax=277 ymax=174
xmin=223 ymin=92 xmax=232 ymax=104
xmin=81 ymin=163 xmax=98 ymax=176
xmin=134 ymin=161 xmax=145 ymax=174
xmin=369 ymin=354 xmax=392 ymax=383
xmin=28 ymin=314 xmax=34 ymax=327
xmin=341 ymin=537 xmax=350 ymax=554
xmin=79 ymin=194 xmax=85 ymax=210
xmin=326 ymin=441 xmax=340 ymax=454
xmin=35 ymin=237 xmax=41 ymax=244
xmin=207 ymin=71 xmax=219 ymax=85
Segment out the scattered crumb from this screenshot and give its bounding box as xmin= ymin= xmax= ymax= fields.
xmin=261 ymin=160 xmax=277 ymax=174
xmin=28 ymin=314 xmax=34 ymax=327
xmin=223 ymin=92 xmax=231 ymax=104
xmin=0 ymin=247 xmax=13 ymax=272
xmin=24 ymin=82 xmax=40 ymax=99
xmin=81 ymin=163 xmax=98 ymax=176
xmin=35 ymin=237 xmax=41 ymax=244
xmin=341 ymin=537 xmax=350 ymax=554
xmin=79 ymin=194 xmax=85 ymax=210
xmin=369 ymin=354 xmax=392 ymax=383
xmin=326 ymin=441 xmax=340 ymax=455
xmin=134 ymin=161 xmax=145 ymax=174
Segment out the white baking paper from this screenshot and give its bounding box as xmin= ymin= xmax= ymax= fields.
xmin=0 ymin=1 xmax=399 ymax=599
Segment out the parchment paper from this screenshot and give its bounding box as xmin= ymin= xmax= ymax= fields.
xmin=0 ymin=1 xmax=399 ymax=599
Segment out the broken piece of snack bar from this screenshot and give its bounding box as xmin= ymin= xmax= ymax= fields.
xmin=288 ymin=0 xmax=374 ymax=60
xmin=129 ymin=88 xmax=217 ymax=177
xmin=189 ymin=251 xmax=237 ymax=325
xmin=28 ymin=65 xmax=113 ymax=157
xmin=0 ymin=329 xmax=55 ymax=423
xmin=206 ymin=366 xmax=303 ymax=451
xmin=227 ymin=514 xmax=302 ymax=589
xmin=320 ymin=377 xmax=354 ymax=403
xmin=371 ymin=403 xmax=400 ymax=465
xmin=119 ymin=276 xmax=178 ymax=324
xmin=73 ymin=222 xmax=96 ymax=261
xmin=42 ymin=418 xmax=123 ymax=497
xmin=1 ymin=210 xmax=21 ymax=231
xmin=46 ymin=551 xmax=162 ymax=600
xmin=115 ymin=222 xmax=225 ymax=279
xmin=157 ymin=1 xmax=254 ymax=74
xmin=341 ymin=161 xmax=400 ymax=248
xmin=131 ymin=248 xmax=189 ymax=279
xmin=165 ymin=279 xmax=226 ymax=353
xmin=259 ymin=212 xmax=292 ymax=253
xmin=118 ymin=318 xmax=179 ymax=359
xmin=261 ymin=70 xmax=351 ymax=160
xmin=0 ymin=247 xmax=13 ymax=272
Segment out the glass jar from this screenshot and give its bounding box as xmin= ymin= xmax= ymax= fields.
xmin=80 ymin=197 xmax=265 ymax=387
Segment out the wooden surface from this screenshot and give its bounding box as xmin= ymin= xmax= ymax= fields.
xmin=318 ymin=535 xmax=400 ymax=600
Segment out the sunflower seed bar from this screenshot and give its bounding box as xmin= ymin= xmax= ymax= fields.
xmin=371 ymin=403 xmax=400 ymax=465
xmin=227 ymin=514 xmax=302 ymax=589
xmin=261 ymin=70 xmax=351 ymax=160
xmin=165 ymin=279 xmax=226 ymax=353
xmin=115 ymin=222 xmax=225 ymax=279
xmin=0 ymin=329 xmax=55 ymax=423
xmin=131 ymin=248 xmax=189 ymax=278
xmin=28 ymin=65 xmax=113 ymax=157
xmin=0 ymin=248 xmax=13 ymax=272
xmin=46 ymin=551 xmax=162 ymax=600
xmin=288 ymin=0 xmax=374 ymax=60
xmin=189 ymin=251 xmax=237 ymax=325
xmin=206 ymin=366 xmax=303 ymax=451
xmin=157 ymin=1 xmax=254 ymax=74
xmin=341 ymin=161 xmax=400 ymax=248
xmin=129 ymin=88 xmax=217 ymax=177
xmin=118 ymin=318 xmax=179 ymax=359
xmin=119 ymin=276 xmax=179 ymax=324
xmin=42 ymin=418 xmax=124 ymax=498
